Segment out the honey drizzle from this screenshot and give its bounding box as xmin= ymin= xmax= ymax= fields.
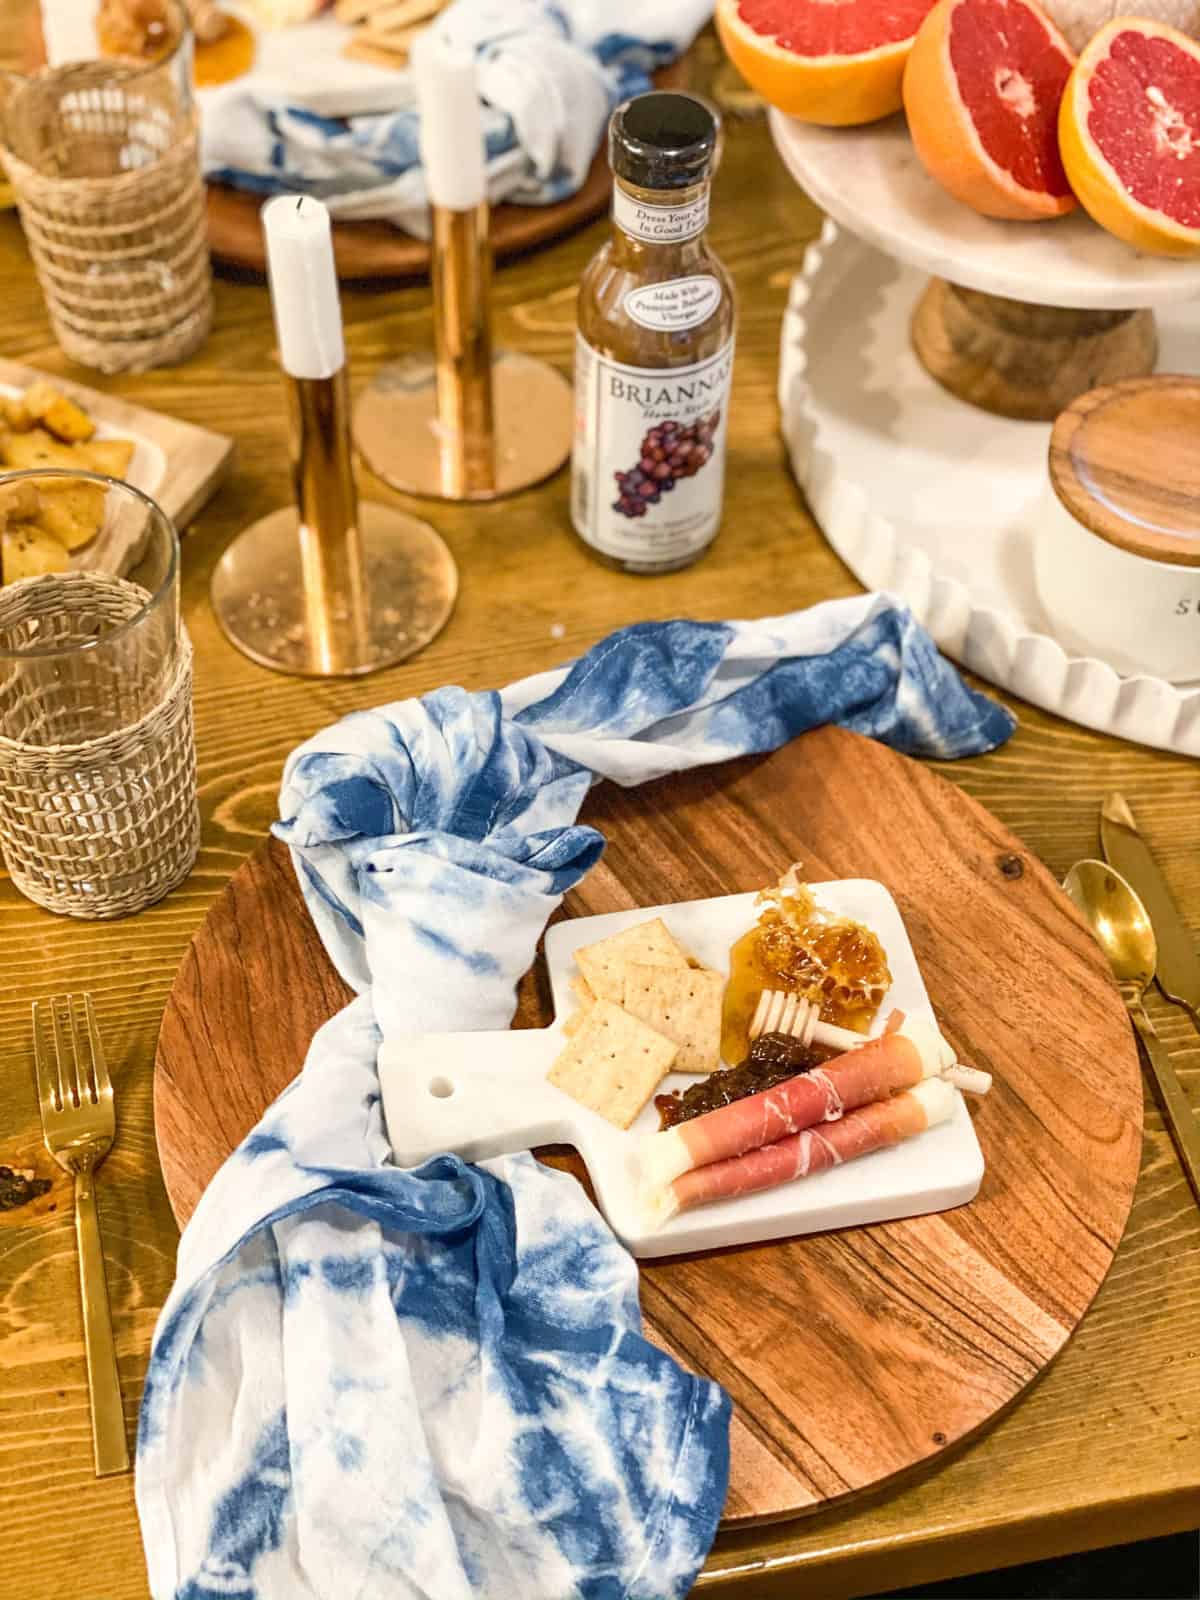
xmin=195 ymin=14 xmax=256 ymax=87
xmin=720 ymin=890 xmax=891 ymax=1066
xmin=96 ymin=1 xmax=256 ymax=87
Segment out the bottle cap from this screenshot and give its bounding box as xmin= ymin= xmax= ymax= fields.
xmin=609 ymin=91 xmax=720 ymax=192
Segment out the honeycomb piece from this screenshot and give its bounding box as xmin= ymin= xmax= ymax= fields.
xmin=721 ymin=866 xmax=892 ymax=1064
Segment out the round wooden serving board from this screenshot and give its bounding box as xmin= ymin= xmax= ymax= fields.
xmin=205 ymin=59 xmax=689 ymax=283
xmin=206 ymin=150 xmax=612 ymax=283
xmin=154 ymin=726 xmax=1143 ymax=1526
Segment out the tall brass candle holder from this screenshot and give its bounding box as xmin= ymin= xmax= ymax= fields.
xmin=352 ymin=27 xmax=572 ymax=502
xmin=212 ymin=193 xmax=456 ymax=678
xmin=211 ymin=368 xmax=457 ymax=676
xmin=352 ymin=200 xmax=574 ymax=502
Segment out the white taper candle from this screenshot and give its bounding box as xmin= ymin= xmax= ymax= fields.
xmin=261 ymin=195 xmax=346 ymax=381
xmin=40 ymin=0 xmax=98 ymax=66
xmin=411 ymin=27 xmax=487 ymax=212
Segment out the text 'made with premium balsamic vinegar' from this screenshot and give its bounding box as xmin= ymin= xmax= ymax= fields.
xmin=572 ymin=91 xmax=736 ymax=574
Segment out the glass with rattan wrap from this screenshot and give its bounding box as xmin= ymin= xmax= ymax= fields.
xmin=0 ymin=471 xmax=198 ymax=918
xmin=0 ymin=0 xmax=212 ymax=374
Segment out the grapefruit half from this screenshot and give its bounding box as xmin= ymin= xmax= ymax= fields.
xmin=1060 ymin=18 xmax=1200 ymax=255
xmin=904 ymin=0 xmax=1079 ymax=219
xmin=715 ymin=0 xmax=941 ymax=125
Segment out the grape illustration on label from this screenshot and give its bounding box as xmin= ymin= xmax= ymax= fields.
xmin=612 ymin=412 xmax=721 ymax=520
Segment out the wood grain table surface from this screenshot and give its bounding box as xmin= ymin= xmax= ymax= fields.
xmin=0 ymin=32 xmax=1197 ymax=1600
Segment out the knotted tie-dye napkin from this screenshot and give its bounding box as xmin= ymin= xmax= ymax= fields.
xmin=137 ymin=596 xmax=1013 ymax=1599
xmin=202 ymin=0 xmax=713 ymax=230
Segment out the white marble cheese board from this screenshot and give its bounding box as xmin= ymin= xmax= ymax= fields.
xmin=378 ymin=880 xmax=984 ymax=1260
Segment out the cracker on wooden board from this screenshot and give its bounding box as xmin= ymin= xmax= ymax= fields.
xmin=548 ymin=999 xmax=677 ymax=1129
xmin=574 ymin=917 xmax=691 ymax=1004
xmin=1 ymin=396 xmax=33 ymax=431
xmin=621 ymin=962 xmax=724 ymax=1075
xmin=1 ymin=426 xmax=82 ymax=473
xmin=76 ymin=436 xmax=136 ymax=478
xmin=23 ymin=380 xmax=96 ymax=444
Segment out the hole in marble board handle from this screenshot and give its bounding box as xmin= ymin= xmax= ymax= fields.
xmin=428 ymin=1075 xmax=455 ymax=1099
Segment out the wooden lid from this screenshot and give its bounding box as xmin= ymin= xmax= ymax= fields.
xmin=1048 ymin=375 xmax=1200 ymax=568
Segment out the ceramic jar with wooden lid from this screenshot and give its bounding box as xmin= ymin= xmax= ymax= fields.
xmin=1033 ymin=376 xmax=1200 ymax=683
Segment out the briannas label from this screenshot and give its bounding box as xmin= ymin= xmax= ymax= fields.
xmin=571 ymin=335 xmax=734 ymax=573
xmin=612 ymin=185 xmax=710 ymax=244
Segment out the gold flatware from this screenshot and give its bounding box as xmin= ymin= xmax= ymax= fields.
xmin=1100 ymin=791 xmax=1200 ymax=1033
xmin=32 ymin=994 xmax=130 ymax=1477
xmin=1063 ymin=860 xmax=1200 ymax=1207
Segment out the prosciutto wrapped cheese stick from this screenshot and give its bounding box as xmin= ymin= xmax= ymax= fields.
xmin=640 ymin=1019 xmax=957 ymax=1191
xmin=643 ymin=1078 xmax=956 ymax=1227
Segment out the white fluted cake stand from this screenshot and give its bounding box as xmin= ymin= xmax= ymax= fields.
xmin=775 ymin=214 xmax=1200 ymax=756
xmin=770 ymin=109 xmax=1200 ymax=421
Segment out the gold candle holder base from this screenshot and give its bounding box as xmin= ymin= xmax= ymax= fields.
xmin=352 ymin=350 xmax=573 ymax=502
xmin=211 ymin=501 xmax=457 ymax=678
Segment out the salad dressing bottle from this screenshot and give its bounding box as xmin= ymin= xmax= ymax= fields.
xmin=572 ymin=92 xmax=736 ymax=574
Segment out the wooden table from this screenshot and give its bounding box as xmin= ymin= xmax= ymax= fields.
xmin=0 ymin=39 xmax=1197 ymax=1600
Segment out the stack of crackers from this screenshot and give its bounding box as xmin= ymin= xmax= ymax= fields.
xmin=338 ymin=0 xmax=447 ymax=69
xmin=548 ymin=918 xmax=726 ymax=1131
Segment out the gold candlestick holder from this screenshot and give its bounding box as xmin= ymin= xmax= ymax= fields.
xmin=211 ymin=366 xmax=457 ymax=676
xmin=352 ymin=202 xmax=573 ymax=501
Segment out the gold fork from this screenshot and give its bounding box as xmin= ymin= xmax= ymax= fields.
xmin=32 ymin=993 xmax=129 ymax=1477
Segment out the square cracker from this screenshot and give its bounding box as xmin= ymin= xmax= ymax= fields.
xmin=76 ymin=436 xmax=136 ymax=478
xmin=548 ymin=999 xmax=677 ymax=1129
xmin=561 ymin=973 xmax=596 ymax=1038
xmin=621 ymin=963 xmax=725 ymax=1075
xmin=574 ymin=917 xmax=690 ymax=1004
xmin=23 ymin=380 xmax=95 ymax=443
xmin=562 ymin=1004 xmax=590 ymax=1039
xmin=570 ymin=973 xmax=595 ymax=1008
xmin=33 ymin=482 xmax=104 ymax=550
xmin=1 ymin=426 xmax=79 ymax=472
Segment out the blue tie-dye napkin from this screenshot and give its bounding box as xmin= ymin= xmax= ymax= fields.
xmin=202 ymin=0 xmax=713 ymax=231
xmin=136 ymin=595 xmax=1013 ymax=1600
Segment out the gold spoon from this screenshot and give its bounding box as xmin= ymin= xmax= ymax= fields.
xmin=1064 ymin=859 xmax=1200 ymax=1205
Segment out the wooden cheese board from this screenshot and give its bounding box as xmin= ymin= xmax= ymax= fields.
xmin=381 ymin=880 xmax=986 ymax=1258
xmin=0 ymin=357 xmax=233 ymax=532
xmin=154 ymin=726 xmax=1143 ymax=1525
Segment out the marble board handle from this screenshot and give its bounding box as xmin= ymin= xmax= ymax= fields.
xmin=379 ymin=1028 xmax=584 ymax=1167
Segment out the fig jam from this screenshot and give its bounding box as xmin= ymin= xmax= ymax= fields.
xmin=654 ymin=1031 xmax=833 ymax=1130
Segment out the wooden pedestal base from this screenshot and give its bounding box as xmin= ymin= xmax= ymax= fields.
xmin=911 ymin=279 xmax=1158 ymax=421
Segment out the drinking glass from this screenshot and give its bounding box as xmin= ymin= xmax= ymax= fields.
xmin=0 ymin=471 xmax=199 ymax=917
xmin=0 ymin=0 xmax=213 ymax=373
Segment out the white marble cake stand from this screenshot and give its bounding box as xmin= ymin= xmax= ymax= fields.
xmin=769 ymin=109 xmax=1200 ymax=420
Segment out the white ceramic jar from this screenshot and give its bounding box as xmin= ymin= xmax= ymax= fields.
xmin=1033 ymin=376 xmax=1200 ymax=683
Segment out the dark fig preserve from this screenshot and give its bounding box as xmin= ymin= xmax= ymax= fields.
xmin=655 ymin=1031 xmax=833 ymax=1130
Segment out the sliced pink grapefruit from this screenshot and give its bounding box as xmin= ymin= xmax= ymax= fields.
xmin=904 ymin=0 xmax=1078 ymax=219
xmin=716 ymin=0 xmax=941 ymax=126
xmin=1060 ymin=18 xmax=1200 ymax=256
